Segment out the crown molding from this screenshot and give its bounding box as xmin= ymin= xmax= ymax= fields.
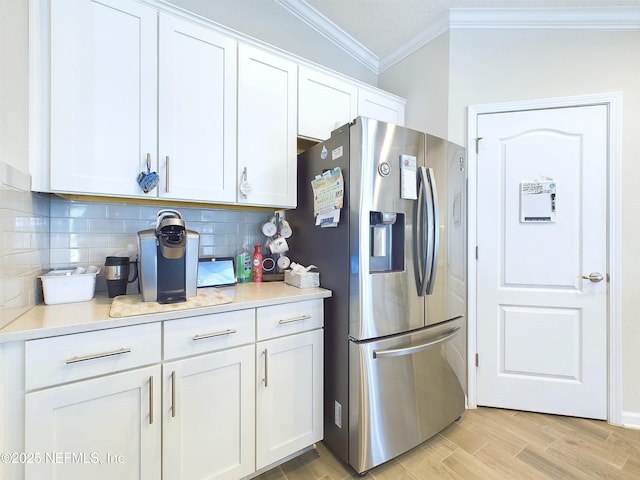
xmin=273 ymin=0 xmax=379 ymax=73
xmin=449 ymin=7 xmax=640 ymax=30
xmin=273 ymin=4 xmax=640 ymax=74
xmin=379 ymin=10 xmax=452 ymax=73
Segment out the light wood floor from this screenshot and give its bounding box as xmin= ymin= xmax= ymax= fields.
xmin=256 ymin=407 xmax=640 ymax=479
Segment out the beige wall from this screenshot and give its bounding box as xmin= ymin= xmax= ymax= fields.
xmin=164 ymin=0 xmax=378 ymax=85
xmin=384 ymin=27 xmax=640 ymax=416
xmin=379 ymin=32 xmax=450 ymax=138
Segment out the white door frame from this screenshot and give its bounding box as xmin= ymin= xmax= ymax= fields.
xmin=467 ymin=92 xmax=622 ymax=424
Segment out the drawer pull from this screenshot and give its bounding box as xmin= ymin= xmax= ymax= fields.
xmin=278 ymin=314 xmax=311 ymax=325
xmin=65 ymin=347 xmax=132 ymax=364
xmin=192 ymin=329 xmax=237 ymax=341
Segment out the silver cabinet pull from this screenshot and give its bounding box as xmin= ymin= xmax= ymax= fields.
xmin=165 ymin=156 xmax=170 ymax=193
xmin=171 ymin=370 xmax=176 ymax=418
xmin=65 ymin=347 xmax=131 ymax=364
xmin=192 ymin=328 xmax=237 ymax=341
xmin=263 ymin=349 xmax=269 ymax=388
xmin=278 ymin=314 xmax=311 ymax=325
xmin=582 ymin=272 xmax=604 ymax=283
xmin=149 ymin=376 xmax=154 ymax=425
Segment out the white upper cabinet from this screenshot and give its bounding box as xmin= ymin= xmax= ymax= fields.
xmin=40 ymin=0 xmax=405 ymax=207
xmin=237 ymin=44 xmax=297 ymax=208
xmin=298 ymin=66 xmax=358 ymax=141
xmin=50 ymin=0 xmax=158 ymax=196
xmin=48 ymin=0 xmax=238 ymax=203
xmin=358 ymin=86 xmax=406 ymax=126
xmin=298 ymin=65 xmax=406 ymax=142
xmin=158 ymin=16 xmax=237 ymax=203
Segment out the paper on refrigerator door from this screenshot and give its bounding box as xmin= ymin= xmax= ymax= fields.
xmin=315 ymin=209 xmax=341 ymax=227
xmin=311 ymin=167 xmax=344 ymax=216
xmin=400 ymin=155 xmax=417 ymax=200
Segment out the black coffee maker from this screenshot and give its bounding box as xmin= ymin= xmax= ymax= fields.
xmin=137 ymin=210 xmax=200 ymax=304
xmin=104 ymin=256 xmax=138 ymax=298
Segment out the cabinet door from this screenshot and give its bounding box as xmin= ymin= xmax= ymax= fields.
xmin=298 ymin=66 xmax=357 ymax=141
xmin=358 ymin=87 xmax=406 ymax=126
xmin=50 ymin=0 xmax=157 ymax=196
xmin=237 ymin=44 xmax=297 ymax=208
xmin=163 ymin=345 xmax=255 ymax=480
xmin=158 ymin=15 xmax=237 ymax=203
xmin=25 ymin=365 xmax=161 ymax=480
xmin=256 ymin=329 xmax=323 ymax=469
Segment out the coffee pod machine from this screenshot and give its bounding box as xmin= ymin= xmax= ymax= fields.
xmin=137 ymin=209 xmax=199 ymax=304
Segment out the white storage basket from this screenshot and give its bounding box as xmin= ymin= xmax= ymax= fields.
xmin=39 ymin=268 xmax=99 ymax=305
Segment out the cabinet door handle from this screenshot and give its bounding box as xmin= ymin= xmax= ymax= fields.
xmin=149 ymin=375 xmax=154 ymax=425
xmin=65 ymin=347 xmax=131 ymax=364
xmin=165 ymin=156 xmax=170 ymax=193
xmin=192 ymin=328 xmax=237 ymax=341
xmin=171 ymin=370 xmax=176 ymax=418
xmin=263 ymin=349 xmax=269 ymax=388
xmin=278 ymin=314 xmax=311 ymax=325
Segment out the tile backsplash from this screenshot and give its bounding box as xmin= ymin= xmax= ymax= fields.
xmin=1 ymin=166 xmax=270 ymax=327
xmin=0 ymin=167 xmax=49 ymax=328
xmin=49 ymin=197 xmax=267 ymax=293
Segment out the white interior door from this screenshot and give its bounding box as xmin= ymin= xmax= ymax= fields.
xmin=476 ymin=104 xmax=608 ymax=419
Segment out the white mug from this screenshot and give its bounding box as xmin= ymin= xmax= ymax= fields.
xmin=261 ymin=217 xmax=277 ymax=237
xmin=280 ymin=220 xmax=292 ymax=238
xmin=268 ymin=235 xmax=289 ymax=254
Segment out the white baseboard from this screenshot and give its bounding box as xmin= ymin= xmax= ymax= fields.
xmin=619 ymin=411 xmax=640 ymax=429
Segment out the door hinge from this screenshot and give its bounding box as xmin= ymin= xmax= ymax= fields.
xmin=475 ymin=137 xmax=483 ymax=154
xmin=475 ymin=353 xmax=479 ymax=367
xmin=475 ymin=246 xmax=479 ymax=260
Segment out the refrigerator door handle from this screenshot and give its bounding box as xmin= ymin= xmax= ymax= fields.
xmin=416 ymin=167 xmax=429 ymax=295
xmin=425 ymin=167 xmax=440 ymax=295
xmin=373 ymin=327 xmax=461 ymax=358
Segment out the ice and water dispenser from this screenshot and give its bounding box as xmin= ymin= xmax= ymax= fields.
xmin=369 ymin=211 xmax=404 ymax=272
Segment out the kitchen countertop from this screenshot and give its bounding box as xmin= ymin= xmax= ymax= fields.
xmin=0 ymin=282 xmax=332 ymax=343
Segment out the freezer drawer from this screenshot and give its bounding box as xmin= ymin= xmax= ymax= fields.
xmin=348 ymin=318 xmax=465 ymax=473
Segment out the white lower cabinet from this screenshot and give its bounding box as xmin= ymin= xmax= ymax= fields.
xmin=25 ymin=365 xmax=162 ymax=480
xmin=256 ymin=329 xmax=323 ymax=470
xmin=23 ymin=323 xmax=162 ymax=480
xmin=18 ymin=298 xmax=324 ymax=480
xmin=163 ymin=345 xmax=255 ymax=480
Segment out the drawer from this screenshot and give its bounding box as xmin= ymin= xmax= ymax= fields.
xmin=25 ymin=322 xmax=161 ymax=390
xmin=164 ymin=309 xmax=255 ymax=360
xmin=257 ymin=299 xmax=323 ymax=341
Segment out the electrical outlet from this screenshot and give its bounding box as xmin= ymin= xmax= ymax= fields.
xmin=334 ymin=400 xmax=342 ymax=428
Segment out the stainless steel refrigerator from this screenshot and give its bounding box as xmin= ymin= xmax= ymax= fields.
xmin=288 ymin=117 xmax=467 ymax=474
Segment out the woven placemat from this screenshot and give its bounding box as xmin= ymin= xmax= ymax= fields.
xmin=109 ymin=288 xmax=233 ymax=318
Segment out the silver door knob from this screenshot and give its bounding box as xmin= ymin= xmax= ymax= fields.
xmin=581 ymin=272 xmax=604 ymax=283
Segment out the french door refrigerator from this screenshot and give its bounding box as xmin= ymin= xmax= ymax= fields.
xmin=288 ymin=116 xmax=467 ymax=474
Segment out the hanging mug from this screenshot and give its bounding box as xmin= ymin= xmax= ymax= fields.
xmin=268 ymin=235 xmax=289 ymax=254
xmin=261 ymin=217 xmax=277 ymax=237
xmin=280 ymin=220 xmax=292 ymax=238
